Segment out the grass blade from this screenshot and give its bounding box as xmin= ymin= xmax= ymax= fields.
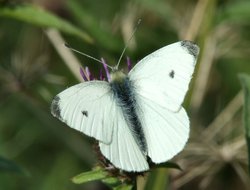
xmin=239 ymin=74 xmax=250 ymax=175
xmin=72 ymin=167 xmax=109 ymax=184
xmin=0 ymin=4 xmax=93 ymax=43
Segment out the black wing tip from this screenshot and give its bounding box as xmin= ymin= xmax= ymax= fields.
xmin=181 ymin=40 xmax=200 ymax=58
xmin=51 ymin=95 xmax=62 ymax=120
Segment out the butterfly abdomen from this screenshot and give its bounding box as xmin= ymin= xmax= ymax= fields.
xmin=110 ymin=71 xmax=147 ymax=154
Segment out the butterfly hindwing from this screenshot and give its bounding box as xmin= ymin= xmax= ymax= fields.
xmin=51 ymin=81 xmax=115 ymax=144
xmin=136 ymin=95 xmax=189 ymax=163
xmin=99 ymin=104 xmax=149 ymax=172
xmin=129 ymin=41 xmax=199 ymax=112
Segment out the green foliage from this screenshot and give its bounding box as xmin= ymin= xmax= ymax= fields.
xmin=66 ymin=0 xmax=121 ymax=52
xmin=72 ymin=167 xmax=115 ymax=184
xmin=0 ymin=4 xmax=93 ymax=43
xmin=0 ymin=156 xmax=25 ymax=174
xmin=71 ymin=162 xmax=181 ymax=189
xmin=156 ymin=161 xmax=182 ymax=171
xmin=144 ymin=168 xmax=168 ymax=190
xmin=72 ymin=167 xmax=132 ymax=190
xmin=218 ymin=1 xmax=250 ymax=24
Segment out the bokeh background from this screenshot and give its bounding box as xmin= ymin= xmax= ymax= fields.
xmin=1 ymin=0 xmax=250 ymax=189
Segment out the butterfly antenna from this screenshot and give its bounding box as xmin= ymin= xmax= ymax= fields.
xmin=115 ymin=19 xmax=142 ymax=70
xmin=64 ymin=43 xmax=113 ymax=69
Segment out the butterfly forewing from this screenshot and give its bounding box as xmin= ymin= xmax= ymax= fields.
xmin=129 ymin=41 xmax=199 ymax=112
xmin=51 ymin=81 xmax=115 ymax=144
xmin=51 ymin=80 xmax=149 ymax=172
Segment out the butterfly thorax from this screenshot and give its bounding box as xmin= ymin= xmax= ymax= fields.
xmin=110 ymin=70 xmax=126 ymax=83
xmin=110 ymin=70 xmax=148 ymax=155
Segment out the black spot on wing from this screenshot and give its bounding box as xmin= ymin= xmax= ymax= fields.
xmin=181 ymin=40 xmax=200 ymax=58
xmin=169 ymin=70 xmax=175 ymax=78
xmin=51 ymin=95 xmax=62 ymax=120
xmin=82 ymin=111 xmax=88 ymax=117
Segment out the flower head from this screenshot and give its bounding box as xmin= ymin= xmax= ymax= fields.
xmin=79 ymin=58 xmax=133 ymax=82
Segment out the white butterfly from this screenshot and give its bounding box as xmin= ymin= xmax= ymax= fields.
xmin=51 ymin=41 xmax=199 ymax=172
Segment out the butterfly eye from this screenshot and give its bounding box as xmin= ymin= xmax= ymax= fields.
xmin=169 ymin=70 xmax=175 ymax=78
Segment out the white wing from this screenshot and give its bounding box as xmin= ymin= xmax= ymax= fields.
xmin=136 ymin=95 xmax=189 ymax=163
xmin=51 ymin=80 xmax=149 ymax=172
xmin=129 ymin=41 xmax=199 ymax=112
xmin=128 ymin=41 xmax=199 ymax=163
xmin=51 ymin=81 xmax=115 ymax=144
xmin=99 ymin=104 xmax=149 ymax=172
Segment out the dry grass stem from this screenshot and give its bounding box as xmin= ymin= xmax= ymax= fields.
xmin=231 ymin=162 xmax=250 ymax=187
xmin=184 ymin=0 xmax=210 ymax=40
xmin=203 ymin=90 xmax=243 ymax=141
xmin=45 ymin=29 xmax=87 ymax=82
xmin=190 ymin=35 xmax=217 ymax=111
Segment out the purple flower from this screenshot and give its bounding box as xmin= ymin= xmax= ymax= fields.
xmin=101 ymin=58 xmax=111 ymax=82
xmin=80 ymin=58 xmax=133 ymax=81
xmin=126 ymin=57 xmax=132 ymax=71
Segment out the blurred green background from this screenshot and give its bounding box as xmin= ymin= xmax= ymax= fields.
xmin=0 ymin=0 xmax=250 ymax=189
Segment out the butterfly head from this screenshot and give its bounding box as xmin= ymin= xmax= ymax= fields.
xmin=110 ymin=70 xmax=126 ymax=83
